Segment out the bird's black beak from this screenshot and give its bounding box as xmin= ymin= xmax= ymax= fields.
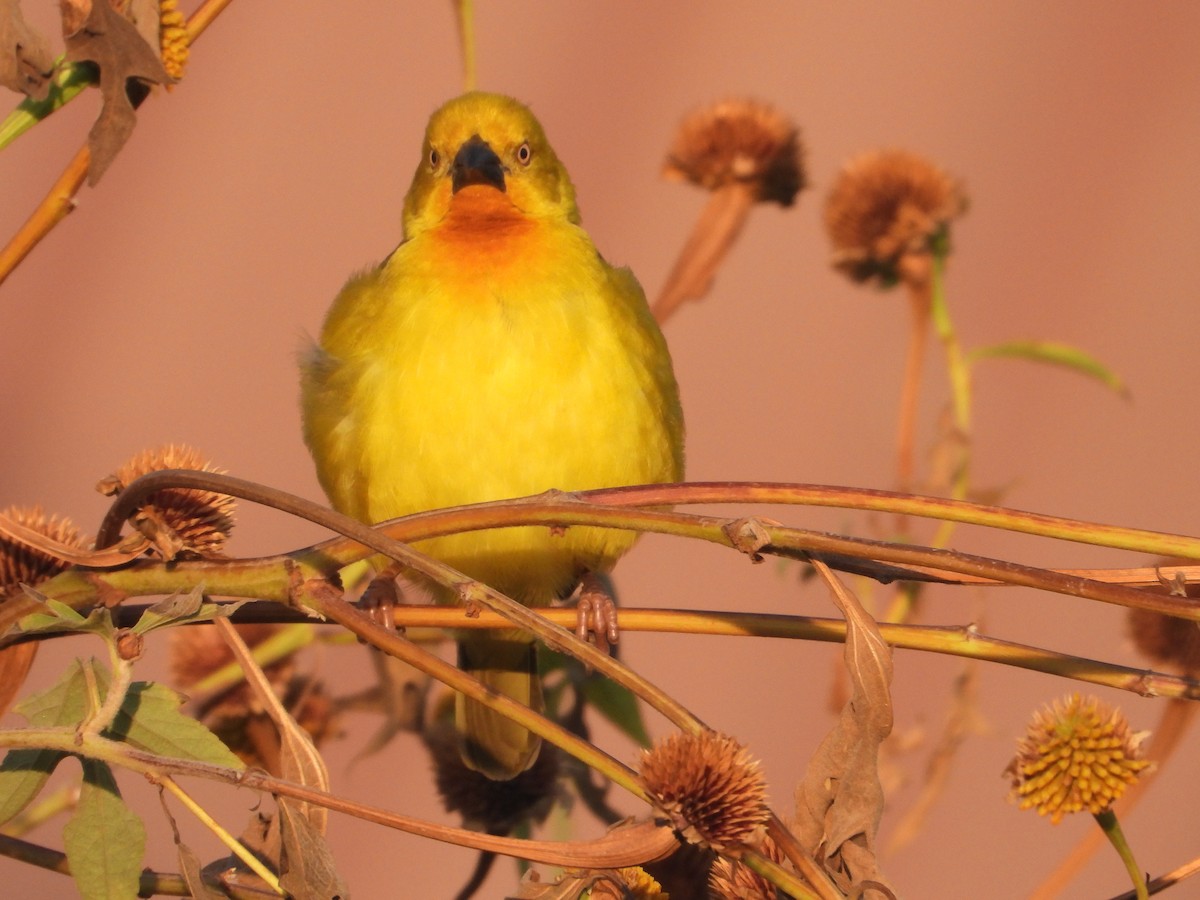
xmin=451 ymin=135 xmax=506 ymax=193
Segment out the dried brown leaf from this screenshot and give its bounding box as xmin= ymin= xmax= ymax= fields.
xmin=794 ymin=560 xmax=895 ymax=897
xmin=1 ymin=0 xmax=54 ymax=98
xmin=213 ymin=617 xmax=330 ymax=835
xmin=62 ymin=0 xmax=169 ymax=184
xmin=278 ymin=800 xmax=350 ymax=900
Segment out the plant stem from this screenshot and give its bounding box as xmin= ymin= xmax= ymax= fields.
xmin=1094 ymin=808 xmax=1148 ymax=900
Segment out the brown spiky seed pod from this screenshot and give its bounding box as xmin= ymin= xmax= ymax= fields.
xmin=824 ymin=148 xmax=967 ymax=286
xmin=639 ymin=731 xmax=768 ymax=852
xmin=425 ymin=722 xmax=560 ymax=833
xmin=709 ymin=831 xmax=787 ymax=900
xmin=1 ymin=505 xmax=86 ymax=596
xmin=1007 ymin=693 xmax=1151 ymax=824
xmin=664 ymin=99 xmax=805 ymax=206
xmin=98 ymin=444 xmax=235 ymax=558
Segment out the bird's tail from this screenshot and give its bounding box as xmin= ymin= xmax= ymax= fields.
xmin=456 ymin=635 xmax=543 ymax=780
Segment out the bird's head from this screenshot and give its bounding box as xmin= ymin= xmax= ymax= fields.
xmin=402 ymin=92 xmax=581 ymax=239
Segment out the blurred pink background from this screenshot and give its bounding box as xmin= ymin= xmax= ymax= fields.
xmin=3 ymin=2 xmax=1200 ymax=897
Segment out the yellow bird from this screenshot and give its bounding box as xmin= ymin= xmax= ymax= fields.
xmin=301 ymin=92 xmax=684 ymax=780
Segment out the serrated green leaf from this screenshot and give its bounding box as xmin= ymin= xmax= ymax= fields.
xmin=63 ymin=759 xmax=145 ymax=900
xmin=580 ymin=677 xmax=651 ymax=748
xmin=968 ymin=339 xmax=1129 ymax=398
xmin=0 ymin=749 xmax=68 ymax=826
xmin=108 ymin=682 xmax=244 ymax=770
xmin=18 ymin=598 xmax=114 ymax=639
xmin=13 ymin=660 xmax=242 ymax=770
xmin=131 ymin=588 xmax=246 ymax=637
xmin=14 ymin=658 xmax=97 ymax=725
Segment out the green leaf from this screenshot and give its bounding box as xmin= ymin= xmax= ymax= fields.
xmin=967 ymin=340 xmax=1129 ymax=398
xmin=15 ymin=658 xmax=98 ymax=725
xmin=14 ymin=659 xmax=242 ymax=770
xmin=580 ymin=677 xmax=651 ymax=748
xmin=108 ymin=681 xmax=244 ymax=770
xmin=63 ymin=759 xmax=145 ymax=900
xmin=17 ymin=593 xmax=115 ymax=639
xmin=0 ymin=749 xmax=68 ymax=826
xmin=130 ymin=587 xmax=245 ymax=636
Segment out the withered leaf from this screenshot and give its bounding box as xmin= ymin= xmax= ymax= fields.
xmin=213 ymin=617 xmax=331 ymax=834
xmin=62 ymin=0 xmax=169 ymax=184
xmin=278 ymin=800 xmax=350 ymax=900
xmin=794 ymin=560 xmax=896 ymax=898
xmin=0 ymin=0 xmax=54 ymax=99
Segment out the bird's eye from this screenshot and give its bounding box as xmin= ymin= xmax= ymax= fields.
xmin=428 ymin=148 xmax=440 ymax=169
xmin=516 ymin=142 xmax=532 ymax=166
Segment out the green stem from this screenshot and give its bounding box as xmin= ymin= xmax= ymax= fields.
xmin=0 ymin=61 xmax=95 ymax=151
xmin=1095 ymin=808 xmax=1148 ymax=900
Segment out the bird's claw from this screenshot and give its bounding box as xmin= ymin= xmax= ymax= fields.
xmin=576 ymin=575 xmax=619 ymax=656
xmin=361 ymin=573 xmax=403 ymax=635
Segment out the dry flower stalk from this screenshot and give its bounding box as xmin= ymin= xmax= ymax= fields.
xmin=1007 ymin=693 xmax=1151 ymax=824
xmin=655 ymin=99 xmax=805 ymax=323
xmin=639 ymin=730 xmax=768 ymax=853
xmin=97 ymin=443 xmax=236 ymax=559
xmin=824 ymin=149 xmax=967 ymax=492
xmin=169 ymin=622 xmax=338 ymax=773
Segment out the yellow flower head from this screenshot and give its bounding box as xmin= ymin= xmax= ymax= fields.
xmin=588 ymin=867 xmax=668 ymax=899
xmin=159 ymin=0 xmax=189 ymax=83
xmin=639 ymin=731 xmax=768 ymax=852
xmin=1007 ymin=694 xmax=1151 ymax=824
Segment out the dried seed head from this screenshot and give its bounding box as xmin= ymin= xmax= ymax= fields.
xmin=425 ymin=722 xmax=559 ymax=832
xmin=1127 ymin=607 xmax=1200 ymax=674
xmin=824 ymin=149 xmax=967 ymax=286
xmin=664 ymin=99 xmax=806 ymax=206
xmin=170 ymin=623 xmax=338 ymax=772
xmin=1007 ymin=693 xmax=1151 ymax=824
xmin=709 ymin=831 xmax=787 ymax=900
xmin=639 ymin=731 xmax=768 ymax=852
xmin=0 ymin=506 xmax=86 ymax=596
xmin=159 ymin=0 xmax=189 ymax=82
xmin=589 ymin=867 xmax=667 ymax=899
xmin=98 ymin=444 xmax=235 ymax=559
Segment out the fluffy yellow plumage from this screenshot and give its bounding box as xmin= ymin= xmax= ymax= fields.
xmin=301 ymin=92 xmax=684 ymax=779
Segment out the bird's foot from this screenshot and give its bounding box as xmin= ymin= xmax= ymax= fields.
xmin=575 ymin=572 xmax=619 ymax=656
xmin=361 ymin=567 xmax=404 ymax=634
